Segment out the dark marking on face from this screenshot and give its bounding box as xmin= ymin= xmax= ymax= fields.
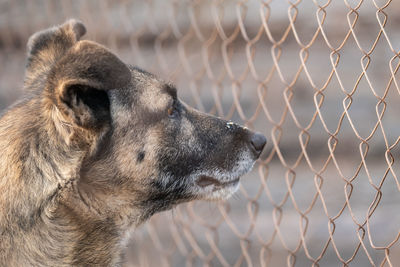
xmin=137 ymin=151 xmax=145 ymax=163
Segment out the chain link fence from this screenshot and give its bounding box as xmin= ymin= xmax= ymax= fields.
xmin=1 ymin=0 xmax=400 ymax=266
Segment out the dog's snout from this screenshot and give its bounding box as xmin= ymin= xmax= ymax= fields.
xmin=250 ymin=132 xmax=266 ymax=155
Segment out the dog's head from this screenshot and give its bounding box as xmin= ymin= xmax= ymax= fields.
xmin=27 ymin=20 xmax=266 ymax=219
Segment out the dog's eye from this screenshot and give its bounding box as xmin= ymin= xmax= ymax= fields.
xmin=167 ymin=107 xmax=174 ymax=116
xmin=167 ymin=103 xmax=179 ymax=118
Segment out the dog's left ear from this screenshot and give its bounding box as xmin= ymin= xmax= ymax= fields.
xmin=47 ymin=40 xmax=131 ymax=130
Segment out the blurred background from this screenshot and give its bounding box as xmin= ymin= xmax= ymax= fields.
xmin=1 ymin=0 xmax=400 ymax=266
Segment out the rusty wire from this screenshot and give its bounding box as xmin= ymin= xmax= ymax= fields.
xmin=0 ymin=0 xmax=399 ymax=266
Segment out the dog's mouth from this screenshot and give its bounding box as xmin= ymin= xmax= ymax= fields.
xmin=196 ymin=175 xmax=240 ymax=189
xmin=192 ymin=156 xmax=255 ymax=200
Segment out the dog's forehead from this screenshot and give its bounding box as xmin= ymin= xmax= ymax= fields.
xmin=131 ymin=68 xmax=175 ymax=111
xmin=110 ymin=67 xmax=176 ymax=121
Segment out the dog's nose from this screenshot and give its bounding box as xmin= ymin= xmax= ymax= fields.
xmin=250 ymin=132 xmax=267 ymax=154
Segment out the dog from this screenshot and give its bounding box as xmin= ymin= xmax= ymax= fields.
xmin=0 ymin=20 xmax=266 ymax=266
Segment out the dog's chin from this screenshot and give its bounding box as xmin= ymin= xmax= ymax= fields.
xmin=191 ymin=154 xmax=256 ymax=200
xmin=194 ymin=175 xmax=241 ymax=201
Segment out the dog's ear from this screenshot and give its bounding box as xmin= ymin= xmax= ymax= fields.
xmin=46 ymin=40 xmax=131 ymax=130
xmin=27 ymin=19 xmax=131 ymax=130
xmin=27 ymin=19 xmax=86 ymax=71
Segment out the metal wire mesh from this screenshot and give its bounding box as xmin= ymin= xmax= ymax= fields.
xmin=1 ymin=0 xmax=400 ymax=266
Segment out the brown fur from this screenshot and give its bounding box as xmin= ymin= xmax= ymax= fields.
xmin=0 ymin=20 xmax=266 ymax=266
